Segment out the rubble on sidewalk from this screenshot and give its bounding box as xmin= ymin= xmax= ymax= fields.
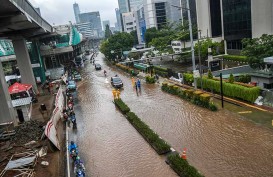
xmin=11 ymin=120 xmax=46 ymax=145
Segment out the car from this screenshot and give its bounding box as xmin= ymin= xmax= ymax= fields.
xmin=74 ymin=74 xmax=82 ymax=81
xmin=95 ymin=63 xmax=101 ymax=70
xmin=67 ymin=80 xmax=77 ymax=91
xmin=111 ymin=76 xmax=123 ymax=88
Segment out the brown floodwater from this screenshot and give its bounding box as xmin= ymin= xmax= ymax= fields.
xmin=70 ymin=53 xmax=273 ymax=177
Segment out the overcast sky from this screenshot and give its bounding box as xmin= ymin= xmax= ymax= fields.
xmin=29 ymin=0 xmax=118 ymax=26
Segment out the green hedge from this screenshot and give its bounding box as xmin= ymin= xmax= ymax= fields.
xmin=183 ymin=73 xmax=194 ymax=85
xmin=154 ymin=65 xmax=168 ymax=72
xmin=146 ymin=75 xmax=156 ymax=84
xmin=126 ymin=112 xmax=171 ymax=154
xmin=167 ymin=154 xmax=204 ymax=177
xmin=162 ymin=83 xmax=217 ymax=111
xmin=223 ymin=55 xmax=248 ymax=63
xmin=198 ymin=77 xmax=260 ymax=103
xmin=155 ymin=70 xmax=168 ymax=77
xmin=114 ymin=99 xmax=130 ymax=114
xmin=182 ymin=73 xmax=260 ymax=103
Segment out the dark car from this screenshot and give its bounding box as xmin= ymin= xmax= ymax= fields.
xmin=95 ymin=63 xmax=101 ymax=70
xmin=111 ymin=76 xmax=123 ymax=88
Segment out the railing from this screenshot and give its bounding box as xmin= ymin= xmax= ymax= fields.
xmin=10 ymin=0 xmax=52 ymax=32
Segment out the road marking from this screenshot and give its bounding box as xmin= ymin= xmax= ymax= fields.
xmin=238 ymin=111 xmax=252 ymax=114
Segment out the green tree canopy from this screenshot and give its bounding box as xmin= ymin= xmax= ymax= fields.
xmin=130 ymin=30 xmax=139 ymax=46
xmin=104 ymin=24 xmax=112 ymax=39
xmin=241 ymin=34 xmax=273 ymax=69
xmin=100 ymin=32 xmax=134 ymax=60
xmin=194 ymin=38 xmax=224 ymax=59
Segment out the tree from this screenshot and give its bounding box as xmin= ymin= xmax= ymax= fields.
xmin=100 ymin=32 xmax=134 ymax=60
xmin=208 ymin=69 xmax=213 ymax=79
xmin=194 ymin=38 xmax=224 ymax=59
xmin=144 ymin=27 xmax=159 ymax=46
xmin=241 ymin=34 xmax=273 ymax=69
xmin=130 ymin=30 xmax=139 ymax=46
xmin=228 ymin=73 xmax=234 ymax=83
xmin=104 ymin=24 xmax=112 ymax=39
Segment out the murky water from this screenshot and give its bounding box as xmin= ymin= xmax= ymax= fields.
xmin=69 ymin=56 xmax=177 ymax=177
xmin=70 ymin=53 xmax=273 ymax=177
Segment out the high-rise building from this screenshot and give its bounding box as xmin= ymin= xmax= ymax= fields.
xmin=129 ymin=0 xmax=143 ymax=11
xmin=122 ymin=12 xmax=136 ymax=33
xmin=73 ymin=3 xmax=81 ymax=23
xmin=102 ymin=20 xmax=110 ymax=31
xmin=75 ymin=22 xmax=97 ymax=38
xmin=79 ymin=12 xmax=103 ymax=37
xmin=115 ymin=8 xmax=122 ymax=32
xmin=118 ymin=0 xmax=130 ymax=13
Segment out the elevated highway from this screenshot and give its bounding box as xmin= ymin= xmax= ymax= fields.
xmin=0 ymin=0 xmax=53 ymax=124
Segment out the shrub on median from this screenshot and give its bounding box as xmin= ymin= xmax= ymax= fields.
xmin=167 ymin=154 xmax=204 ymax=177
xmin=145 ymin=75 xmax=156 ymax=84
xmin=126 ymin=112 xmax=171 ymax=155
xmin=114 ymin=99 xmax=130 ymax=114
xmin=162 ymin=83 xmax=218 ymax=111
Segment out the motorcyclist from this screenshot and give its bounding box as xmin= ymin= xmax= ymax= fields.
xmin=104 ymin=70 xmax=107 ymax=76
xmin=69 ymin=141 xmax=78 ymax=153
xmin=74 ymin=156 xmax=86 ymax=175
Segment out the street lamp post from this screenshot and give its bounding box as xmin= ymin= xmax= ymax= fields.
xmin=186 ymin=0 xmax=197 ymax=89
xmin=175 ymin=0 xmax=197 ymax=89
xmin=198 ymin=30 xmax=203 ymax=90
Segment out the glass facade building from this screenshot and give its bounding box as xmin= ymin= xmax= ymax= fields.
xmin=118 ymin=0 xmax=130 ymax=13
xmin=73 ymin=3 xmax=80 ymax=24
xmin=129 ymin=0 xmax=143 ymax=11
xmin=222 ymin=0 xmax=252 ymax=50
xmin=210 ymin=0 xmax=222 ymax=37
xmin=155 ymin=2 xmax=167 ymax=29
xmin=79 ymin=12 xmax=102 ymax=37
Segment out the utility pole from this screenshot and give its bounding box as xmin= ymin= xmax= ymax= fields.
xmin=186 ymin=0 xmax=197 ymax=89
xmin=198 ymin=30 xmax=203 ymax=90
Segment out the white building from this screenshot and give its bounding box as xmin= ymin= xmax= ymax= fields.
xmin=122 ymin=12 xmax=136 ymax=33
xmin=75 ymin=22 xmax=97 ymax=38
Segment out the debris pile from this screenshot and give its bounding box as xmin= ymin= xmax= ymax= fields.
xmin=11 ymin=120 xmax=45 ymax=145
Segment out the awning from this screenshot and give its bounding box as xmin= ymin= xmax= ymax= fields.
xmin=8 ymin=82 xmax=32 ymax=94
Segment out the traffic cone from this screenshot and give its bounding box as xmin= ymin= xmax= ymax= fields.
xmin=181 ymin=148 xmax=187 ymax=160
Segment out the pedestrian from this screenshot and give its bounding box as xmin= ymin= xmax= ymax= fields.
xmin=137 ymin=79 xmax=141 ymax=90
xmin=131 ymin=77 xmax=135 ymax=87
xmin=135 ymin=81 xmax=138 ymax=92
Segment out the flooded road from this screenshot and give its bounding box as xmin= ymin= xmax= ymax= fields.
xmin=70 ymin=53 xmax=273 ymax=177
xmin=69 ymin=55 xmax=177 ymax=177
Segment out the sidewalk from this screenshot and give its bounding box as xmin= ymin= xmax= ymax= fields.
xmin=166 ymin=79 xmax=273 ymax=129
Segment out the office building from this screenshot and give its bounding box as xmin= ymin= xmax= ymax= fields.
xmin=118 ymin=0 xmax=130 ymax=13
xmin=193 ymin=0 xmax=273 ymax=53
xmin=75 ymin=22 xmax=97 ymax=38
xmin=129 ymin=0 xmax=143 ymax=11
xmin=122 ymin=12 xmax=136 ymax=33
xmin=115 ymin=8 xmax=122 ymax=32
xmin=73 ymin=2 xmax=81 ymax=24
xmin=102 ymin=20 xmax=110 ymax=31
xmin=79 ymin=11 xmax=103 ymax=37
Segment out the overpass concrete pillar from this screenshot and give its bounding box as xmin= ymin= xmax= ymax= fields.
xmin=0 ymin=62 xmax=16 ymax=124
xmin=12 ymin=38 xmax=38 ymax=93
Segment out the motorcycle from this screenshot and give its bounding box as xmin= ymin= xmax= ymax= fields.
xmin=70 ymin=115 xmax=77 ymax=129
xmin=74 ymin=162 xmax=86 ymax=177
xmin=70 ymin=149 xmax=78 ymax=161
xmin=76 ymin=168 xmax=85 ymax=177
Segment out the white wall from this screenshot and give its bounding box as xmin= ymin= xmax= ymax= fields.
xmin=195 ymin=0 xmax=212 ymax=38
xmin=251 ymin=0 xmax=273 ymax=38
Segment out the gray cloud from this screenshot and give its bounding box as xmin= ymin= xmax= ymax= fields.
xmin=29 ymin=0 xmax=118 ymax=26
